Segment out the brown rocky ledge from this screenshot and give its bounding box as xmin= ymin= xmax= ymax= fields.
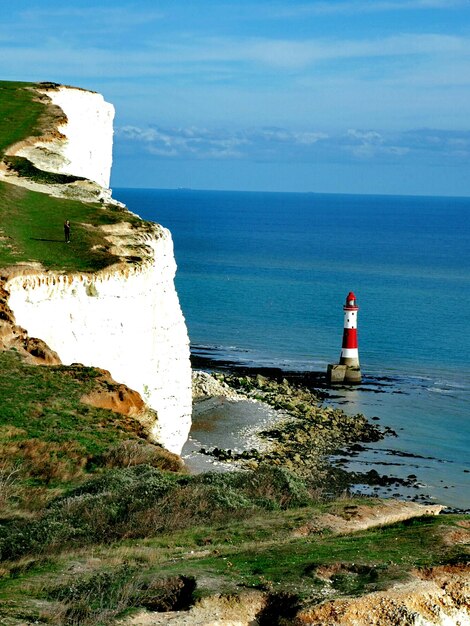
xmin=80 ymin=368 xmax=146 ymax=417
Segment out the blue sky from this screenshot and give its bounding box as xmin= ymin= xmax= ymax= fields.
xmin=2 ymin=0 xmax=470 ymax=195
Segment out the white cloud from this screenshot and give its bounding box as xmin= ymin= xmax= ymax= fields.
xmin=347 ymin=129 xmax=384 ymax=143
xmin=117 ymin=125 xmax=249 ymax=159
xmin=116 ymin=124 xmax=470 ymax=164
xmin=1 ymin=29 xmax=468 ymax=80
xmin=137 ymin=32 xmax=470 ymax=74
xmin=251 ymin=128 xmax=328 ymax=144
xmin=345 ymin=129 xmax=410 ymax=158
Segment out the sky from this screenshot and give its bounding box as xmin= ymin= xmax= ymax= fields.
xmin=1 ymin=0 xmax=470 ymax=196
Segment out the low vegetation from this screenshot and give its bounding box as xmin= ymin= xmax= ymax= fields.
xmin=0 ymin=349 xmax=468 ymax=624
xmin=0 ymin=477 xmax=467 ymax=624
xmin=0 ymin=349 xmax=180 ymax=514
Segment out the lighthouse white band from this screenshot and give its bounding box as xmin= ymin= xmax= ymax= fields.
xmin=341 ymin=348 xmax=359 ymax=358
xmin=343 ymin=311 xmax=357 ymax=329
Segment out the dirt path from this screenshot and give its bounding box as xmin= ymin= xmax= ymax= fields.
xmin=294 ymin=499 xmax=445 ymax=537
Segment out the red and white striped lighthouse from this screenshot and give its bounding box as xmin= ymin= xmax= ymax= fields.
xmin=327 ymin=291 xmax=362 ymax=384
xmin=340 ymin=291 xmax=360 ymax=368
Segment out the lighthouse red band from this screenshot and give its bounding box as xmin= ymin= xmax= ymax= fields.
xmin=340 ymin=291 xmax=359 ymax=367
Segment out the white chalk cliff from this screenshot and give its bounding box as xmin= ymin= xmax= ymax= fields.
xmin=13 ymin=86 xmax=114 ymax=189
xmin=4 ymin=85 xmax=192 ymax=454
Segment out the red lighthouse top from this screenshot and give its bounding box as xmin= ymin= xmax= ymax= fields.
xmin=343 ymin=291 xmax=359 ymax=311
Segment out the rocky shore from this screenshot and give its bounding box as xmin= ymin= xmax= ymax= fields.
xmin=191 ymin=368 xmax=425 ymax=499
xmin=190 ymin=360 xmax=470 ymax=511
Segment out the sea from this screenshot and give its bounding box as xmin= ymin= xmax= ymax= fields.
xmin=115 ymin=188 xmax=469 ymax=510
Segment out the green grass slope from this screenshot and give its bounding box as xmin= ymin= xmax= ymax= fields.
xmin=0 ymin=81 xmax=49 ymax=156
xmin=0 ymin=350 xmax=180 ymax=508
xmin=0 ymin=349 xmax=467 ymax=625
xmin=0 ymin=349 xmax=467 ymax=624
xmin=0 ymin=180 xmax=126 ymax=272
xmin=0 ymin=467 xmax=467 ymax=624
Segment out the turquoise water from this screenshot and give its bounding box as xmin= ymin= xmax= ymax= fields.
xmin=116 ymin=188 xmax=469 ymax=508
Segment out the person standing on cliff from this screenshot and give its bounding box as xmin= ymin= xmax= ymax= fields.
xmin=64 ymin=220 xmax=71 ymax=243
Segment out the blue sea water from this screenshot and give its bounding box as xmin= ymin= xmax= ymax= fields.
xmin=116 ymin=188 xmax=470 ymax=509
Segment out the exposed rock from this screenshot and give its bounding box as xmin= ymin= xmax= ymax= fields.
xmin=118 ymin=591 xmax=266 ymax=626
xmin=297 ymin=565 xmax=470 ymax=626
xmin=192 ymin=370 xmax=242 ymax=401
xmin=112 ymin=565 xmax=470 ymax=626
xmin=79 ymin=368 xmax=166 ymax=441
xmin=80 ymin=368 xmax=146 ymax=416
xmin=198 ymin=373 xmax=386 ymax=491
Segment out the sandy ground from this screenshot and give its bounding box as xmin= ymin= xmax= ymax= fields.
xmin=118 ymin=501 xmax=468 ymax=626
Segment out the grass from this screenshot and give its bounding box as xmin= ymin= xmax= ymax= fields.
xmin=0 ymin=507 xmax=467 ymax=624
xmin=0 ymin=81 xmax=51 ymax=157
xmin=0 ymin=180 xmax=131 ymax=271
xmin=184 ymin=517 xmax=441 ymax=591
xmin=0 ymin=350 xmax=177 ymax=505
xmin=129 ymin=512 xmax=466 ymax=597
xmin=0 ymin=350 xmax=141 ymax=455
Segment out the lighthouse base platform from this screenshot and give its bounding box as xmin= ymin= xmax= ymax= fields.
xmin=327 ymin=364 xmax=362 ymax=385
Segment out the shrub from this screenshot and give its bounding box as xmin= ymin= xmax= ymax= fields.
xmin=239 ymin=465 xmax=312 ymax=509
xmin=45 ymin=565 xmax=196 ymax=625
xmin=0 ymin=466 xmax=180 ymax=559
xmin=53 ymin=464 xmax=177 ymax=501
xmin=99 ymin=439 xmax=184 ymax=472
xmin=138 ymin=575 xmax=196 ymax=612
xmin=47 ymin=564 xmax=141 ymax=625
xmin=0 ymin=465 xmax=315 ymax=561
xmin=194 ymin=466 xmax=312 ymax=509
xmin=0 ymin=462 xmax=20 ymax=510
xmin=158 ymin=483 xmax=253 ymax=529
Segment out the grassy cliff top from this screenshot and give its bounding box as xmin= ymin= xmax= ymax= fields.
xmin=0 ymin=81 xmax=52 ymax=156
xmin=0 ymin=81 xmax=149 ymax=274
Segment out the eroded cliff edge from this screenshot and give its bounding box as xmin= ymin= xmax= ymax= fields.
xmin=0 ymin=82 xmax=192 ymax=454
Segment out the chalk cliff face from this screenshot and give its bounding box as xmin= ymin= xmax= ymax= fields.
xmin=4 ymin=85 xmax=192 ymax=454
xmin=14 ymin=86 xmax=114 ymax=188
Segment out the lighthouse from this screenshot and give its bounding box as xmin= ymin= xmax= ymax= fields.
xmin=340 ymin=291 xmax=360 ymax=368
xmin=327 ymin=291 xmax=362 ymax=384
